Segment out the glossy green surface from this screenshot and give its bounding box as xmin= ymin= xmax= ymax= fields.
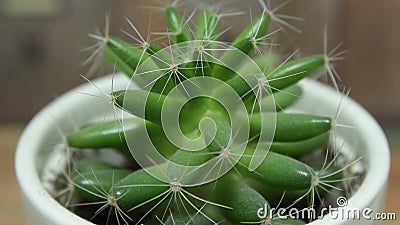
xmin=267 ymin=55 xmax=325 ymax=91
xmin=250 ymin=113 xmax=332 ymax=142
xmin=240 ymin=150 xmax=314 ymax=190
xmin=215 ymin=173 xmax=269 ymax=223
xmin=112 ymin=165 xmax=168 ymax=211
xmin=270 ymin=132 xmax=330 ymax=157
xmin=73 ymin=169 xmax=131 ymax=202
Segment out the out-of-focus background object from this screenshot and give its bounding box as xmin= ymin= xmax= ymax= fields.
xmin=0 ymin=0 xmax=399 ymax=124
xmin=1 ymin=0 xmax=399 ymax=224
xmin=0 ymin=0 xmax=65 ymax=18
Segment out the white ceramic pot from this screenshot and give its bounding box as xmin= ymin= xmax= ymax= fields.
xmin=15 ymin=74 xmax=390 ymax=225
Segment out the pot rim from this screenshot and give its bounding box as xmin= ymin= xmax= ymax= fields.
xmin=298 ymin=79 xmax=390 ymax=224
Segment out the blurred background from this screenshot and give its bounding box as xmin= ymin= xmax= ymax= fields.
xmin=0 ymin=0 xmax=399 ymax=125
xmin=1 ymin=0 xmax=399 ymax=224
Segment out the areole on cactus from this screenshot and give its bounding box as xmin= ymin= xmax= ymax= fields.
xmin=55 ymin=1 xmax=356 ymax=224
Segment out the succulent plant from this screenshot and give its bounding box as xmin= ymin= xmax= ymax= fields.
xmin=54 ymin=1 xmax=354 ymax=224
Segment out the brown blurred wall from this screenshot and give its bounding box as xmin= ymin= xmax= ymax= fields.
xmin=0 ymin=0 xmax=399 ymax=125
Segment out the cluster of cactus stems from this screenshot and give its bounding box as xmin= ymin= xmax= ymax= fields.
xmin=53 ymin=1 xmax=355 ymax=225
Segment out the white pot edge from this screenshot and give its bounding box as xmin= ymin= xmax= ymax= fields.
xmin=298 ymin=79 xmax=390 ymax=225
xmin=15 ymin=74 xmax=390 ymax=225
xmin=15 ymin=74 xmax=131 ymax=225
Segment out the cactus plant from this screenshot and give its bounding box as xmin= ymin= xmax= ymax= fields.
xmin=53 ymin=1 xmax=358 ymax=224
